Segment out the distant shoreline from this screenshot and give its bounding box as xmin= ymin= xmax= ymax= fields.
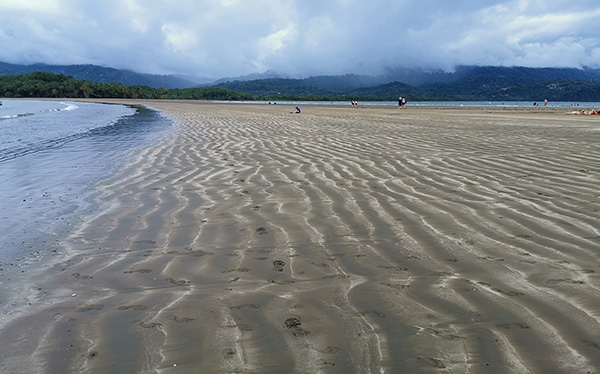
xmin=18 ymin=96 xmax=598 ymax=109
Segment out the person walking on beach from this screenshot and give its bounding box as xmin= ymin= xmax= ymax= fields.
xmin=398 ymin=96 xmax=407 ymax=109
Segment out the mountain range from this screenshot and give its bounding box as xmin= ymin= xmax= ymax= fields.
xmin=211 ymin=67 xmax=600 ymax=101
xmin=2 ymin=61 xmax=600 ymax=101
xmin=0 ymin=61 xmax=202 ymax=89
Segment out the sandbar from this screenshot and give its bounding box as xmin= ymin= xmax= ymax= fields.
xmin=1 ymin=101 xmax=599 ymax=373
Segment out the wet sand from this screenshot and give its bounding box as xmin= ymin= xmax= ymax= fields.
xmin=1 ymin=101 xmax=599 ymax=373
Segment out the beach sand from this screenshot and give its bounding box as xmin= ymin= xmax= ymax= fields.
xmin=1 ymin=101 xmax=599 ymax=373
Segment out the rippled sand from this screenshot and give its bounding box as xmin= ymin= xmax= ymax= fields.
xmin=1 ymin=102 xmax=599 ymax=373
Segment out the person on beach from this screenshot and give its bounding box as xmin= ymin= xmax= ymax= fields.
xmin=398 ymin=96 xmax=407 ymax=109
xmin=290 ymin=106 xmax=301 ymax=114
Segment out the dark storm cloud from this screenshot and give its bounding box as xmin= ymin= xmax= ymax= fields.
xmin=1 ymin=0 xmax=599 ymax=78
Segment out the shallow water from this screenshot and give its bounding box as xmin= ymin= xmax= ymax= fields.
xmin=0 ymin=100 xmax=172 ymax=261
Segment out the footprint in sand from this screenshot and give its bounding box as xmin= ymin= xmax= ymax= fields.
xmin=72 ymin=273 xmax=93 ymax=280
xmin=273 ymin=260 xmax=285 ymax=272
xmin=78 ymin=304 xmax=104 ymax=312
xmin=222 ymin=348 xmax=236 ymax=358
xmin=322 ymin=274 xmax=350 ymax=279
xmin=187 ymin=249 xmax=213 ymax=257
xmin=357 ymin=311 xmax=387 ymax=318
xmin=237 ymin=324 xmax=253 ymax=332
xmin=378 ymin=265 xmax=408 ymax=271
xmin=423 ymin=327 xmax=465 ymax=341
xmin=547 ymin=278 xmax=584 ymax=285
xmin=582 ymin=340 xmax=600 ymax=350
xmin=230 ymin=304 xmax=260 ymax=310
xmin=380 ymin=282 xmax=410 ymax=290
xmin=124 ymin=268 xmax=152 ymax=274
xmin=118 ymin=305 xmax=148 ymax=311
xmin=492 ymin=288 xmax=525 ymax=296
xmin=88 ymin=351 xmax=99 ymax=359
xmin=317 ymin=346 xmax=340 ymax=354
xmin=166 ymin=278 xmax=190 ymax=286
xmin=497 ymin=323 xmax=530 ymax=329
xmin=221 ymin=268 xmax=249 ymax=274
xmin=256 ymin=227 xmax=268 ymax=235
xmin=138 ymin=322 xmax=162 ymax=329
xmin=284 ymin=317 xmax=310 ymax=337
xmin=166 ymin=315 xmax=195 ymax=324
xmin=420 ymin=357 xmax=446 ymax=368
xmin=431 ymin=271 xmax=454 ymax=277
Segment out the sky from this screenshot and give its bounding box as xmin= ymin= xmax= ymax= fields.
xmin=1 ymin=0 xmax=600 ymax=79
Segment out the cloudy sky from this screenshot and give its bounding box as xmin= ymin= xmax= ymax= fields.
xmin=1 ymin=0 xmax=599 ymax=78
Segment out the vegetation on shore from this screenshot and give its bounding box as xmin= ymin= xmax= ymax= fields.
xmin=1 ymin=72 xmax=412 ymax=101
xmin=2 ymin=70 xmax=600 ymax=102
xmin=0 ymin=72 xmax=261 ymax=101
xmin=216 ymin=74 xmax=600 ymax=102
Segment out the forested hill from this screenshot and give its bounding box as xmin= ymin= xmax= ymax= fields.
xmin=0 ymin=72 xmax=260 ymax=100
xmin=419 ymin=66 xmax=600 ymax=101
xmin=0 ymin=62 xmax=199 ymax=89
xmin=213 ymin=66 xmax=600 ymax=101
xmin=2 ymin=67 xmax=600 ymax=102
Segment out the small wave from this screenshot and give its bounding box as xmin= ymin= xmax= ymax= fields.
xmin=61 ymin=102 xmax=79 ymax=111
xmin=0 ymin=112 xmax=35 ymax=120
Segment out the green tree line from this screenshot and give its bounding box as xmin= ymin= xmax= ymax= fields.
xmin=0 ymin=72 xmax=262 ymax=100
xmin=6 ymin=71 xmax=598 ymax=102
xmin=0 ymin=71 xmax=423 ymax=102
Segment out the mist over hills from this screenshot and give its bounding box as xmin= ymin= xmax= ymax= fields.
xmin=211 ymin=66 xmax=600 ymax=101
xmin=2 ymin=61 xmax=600 ymax=101
xmin=0 ymin=62 xmax=201 ymax=89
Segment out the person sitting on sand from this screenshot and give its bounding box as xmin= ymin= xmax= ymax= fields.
xmin=290 ymin=106 xmax=301 ymax=114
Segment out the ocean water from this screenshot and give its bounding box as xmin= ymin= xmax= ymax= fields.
xmin=0 ymin=100 xmax=172 ymax=261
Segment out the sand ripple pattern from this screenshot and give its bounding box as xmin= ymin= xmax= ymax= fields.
xmin=2 ymin=103 xmax=599 ymax=373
